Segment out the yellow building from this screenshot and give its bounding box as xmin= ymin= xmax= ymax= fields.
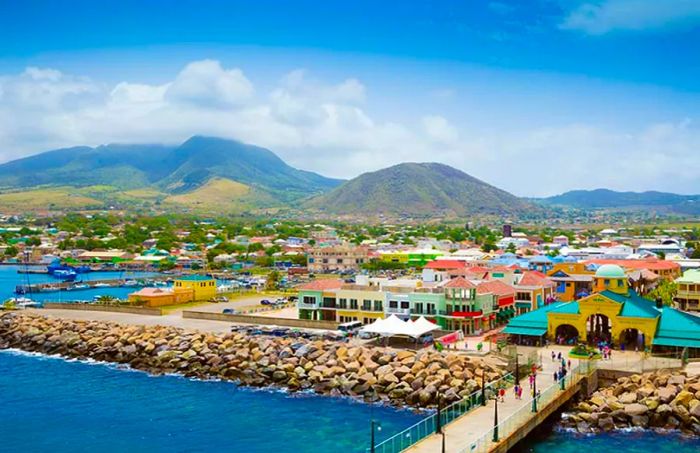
xmin=506 ymin=265 xmax=661 ymax=349
xmin=173 ymin=275 xmax=217 ymax=302
xmin=335 ymin=284 xmax=385 ymax=325
xmin=547 ymin=263 xmax=595 ymax=302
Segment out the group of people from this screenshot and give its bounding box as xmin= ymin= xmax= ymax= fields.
xmin=551 ymin=351 xmax=572 ymax=383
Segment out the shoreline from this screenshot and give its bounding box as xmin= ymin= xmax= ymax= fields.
xmin=0 ymin=312 xmax=505 ymax=410
xmin=0 ymin=347 xmax=432 ymax=416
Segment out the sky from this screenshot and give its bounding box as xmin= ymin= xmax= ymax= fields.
xmin=0 ymin=0 xmax=699 ymax=197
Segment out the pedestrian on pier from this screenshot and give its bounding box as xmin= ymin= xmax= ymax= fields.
xmin=551 ymin=351 xmax=555 ymax=362
xmin=553 ymin=371 xmax=558 ymax=382
xmin=499 ymin=387 xmax=505 ymax=402
xmin=517 ymin=386 xmax=523 ymax=399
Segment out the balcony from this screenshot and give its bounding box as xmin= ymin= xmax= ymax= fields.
xmin=298 ymin=302 xmax=318 ymax=310
xmin=386 ymin=306 xmax=411 ymax=315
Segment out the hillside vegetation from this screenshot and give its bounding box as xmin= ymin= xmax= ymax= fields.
xmin=305 ymin=162 xmax=538 ymax=218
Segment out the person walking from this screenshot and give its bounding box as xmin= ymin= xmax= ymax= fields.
xmin=551 ymin=351 xmax=556 ymax=362
xmin=499 ymin=387 xmax=506 ymax=402
xmin=517 ymin=385 xmax=523 ymax=400
xmin=553 ymin=370 xmax=558 ymax=382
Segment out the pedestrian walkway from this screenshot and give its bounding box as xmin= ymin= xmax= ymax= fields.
xmin=403 ymin=352 xmax=580 ymax=453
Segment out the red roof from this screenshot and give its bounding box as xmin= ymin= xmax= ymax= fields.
xmin=585 ymin=259 xmax=680 ymax=272
xmin=425 ymin=260 xmax=467 ymax=270
xmin=444 ymin=277 xmax=476 ymax=289
xmin=489 ymin=265 xmax=516 ymax=272
xmin=297 ymin=279 xmax=344 ymax=291
xmin=517 ymin=271 xmax=555 ymax=288
xmin=476 ymin=280 xmax=516 ymax=297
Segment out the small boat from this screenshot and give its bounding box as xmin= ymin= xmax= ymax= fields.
xmin=92 ymin=282 xmax=110 ymax=288
xmin=122 ymin=280 xmax=138 ymax=287
xmin=53 ymin=269 xmax=77 ymax=281
xmin=72 ymin=283 xmax=89 ymax=290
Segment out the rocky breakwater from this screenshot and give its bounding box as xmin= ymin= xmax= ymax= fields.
xmin=562 ymin=371 xmax=700 ymax=435
xmin=0 ymin=312 xmax=506 ymax=408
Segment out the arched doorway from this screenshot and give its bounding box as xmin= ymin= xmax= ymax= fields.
xmin=586 ymin=313 xmax=612 ymax=345
xmin=554 ymin=324 xmax=579 ymax=345
xmin=619 ymin=328 xmax=644 ymax=351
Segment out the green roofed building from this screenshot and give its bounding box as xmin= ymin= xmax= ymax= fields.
xmin=504 ymin=264 xmax=700 ymax=354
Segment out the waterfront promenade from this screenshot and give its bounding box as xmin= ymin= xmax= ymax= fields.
xmin=402 ymin=350 xmax=578 ymax=453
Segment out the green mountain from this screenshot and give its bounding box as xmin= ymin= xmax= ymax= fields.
xmin=540 ymin=189 xmax=700 ymax=214
xmin=0 ymin=136 xmax=342 ymax=211
xmin=304 ymin=162 xmax=537 ymax=218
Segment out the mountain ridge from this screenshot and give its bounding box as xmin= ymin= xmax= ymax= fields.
xmin=538 ymin=188 xmax=700 ymax=214
xmin=305 ymin=162 xmax=539 ymax=218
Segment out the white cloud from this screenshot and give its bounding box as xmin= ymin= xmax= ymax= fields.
xmin=164 ymin=59 xmax=254 ymax=107
xmin=422 ymin=115 xmax=459 ymax=144
xmin=561 ymin=0 xmax=700 ymax=35
xmin=0 ymin=59 xmax=698 ymax=197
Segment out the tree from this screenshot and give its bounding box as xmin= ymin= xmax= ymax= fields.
xmin=648 ymin=279 xmax=678 ymax=307
xmin=25 ymin=237 xmax=41 ymax=247
xmin=265 ymin=270 xmax=281 ymax=290
xmin=505 ymin=242 xmax=517 ymax=253
xmin=4 ymin=245 xmax=19 ymax=257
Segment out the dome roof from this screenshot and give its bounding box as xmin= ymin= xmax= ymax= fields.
xmin=595 ymin=264 xmax=626 ymax=279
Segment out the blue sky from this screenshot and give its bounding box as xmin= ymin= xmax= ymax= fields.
xmin=0 ymin=0 xmax=698 ymax=196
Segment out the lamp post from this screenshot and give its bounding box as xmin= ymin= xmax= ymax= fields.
xmin=514 ymin=351 xmax=520 ymax=383
xmin=492 ymin=390 xmax=499 ymax=442
xmin=370 ymin=419 xmax=381 ymax=453
xmin=481 ymin=367 xmax=486 ymax=406
xmin=531 ymin=371 xmax=538 ymax=413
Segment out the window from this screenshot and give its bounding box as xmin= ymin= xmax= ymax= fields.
xmin=362 ymin=299 xmax=372 ymax=311
xmin=373 ymin=300 xmax=383 ymax=312
xmin=427 ymin=303 xmax=435 ymax=315
xmin=338 ymin=298 xmax=347 ymax=309
xmin=400 ymin=301 xmax=410 ymax=309
xmin=414 ymin=302 xmax=424 ymax=314
xmin=350 ymin=299 xmax=358 ymax=309
xmin=389 ymin=300 xmax=398 ymax=309
xmin=303 ymin=296 xmax=316 ymax=305
xmin=604 ymin=279 xmax=610 ymax=285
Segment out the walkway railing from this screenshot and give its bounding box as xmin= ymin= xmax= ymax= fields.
xmin=368 ymin=373 xmax=514 ymax=453
xmin=459 ymin=362 xmax=595 ymax=453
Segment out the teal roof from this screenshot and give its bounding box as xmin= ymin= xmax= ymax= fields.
xmin=653 ymin=308 xmax=700 ymax=348
xmin=550 ymin=301 xmax=580 ymax=314
xmin=505 ymin=301 xmax=568 ymax=332
xmin=503 ymin=326 xmax=547 ymax=336
xmin=177 ymin=274 xmax=215 ymax=281
xmin=677 ymin=269 xmax=700 ymax=284
xmin=597 ymin=290 xmax=660 ymax=319
xmin=595 ymin=264 xmax=626 ymax=279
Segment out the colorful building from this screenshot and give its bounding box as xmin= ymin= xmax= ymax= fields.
xmin=504 ymin=264 xmax=700 ymax=353
xmin=127 ymin=287 xmax=192 ymax=307
xmin=335 ymin=284 xmax=385 ymax=325
xmin=585 ymin=258 xmax=681 ymax=281
xmin=513 ymin=271 xmax=555 ymax=314
xmin=675 ymin=269 xmax=700 ymax=313
xmin=297 ymin=279 xmax=344 ymax=321
xmin=173 ymin=275 xmax=217 ymax=302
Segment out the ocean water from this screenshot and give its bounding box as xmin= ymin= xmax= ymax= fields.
xmin=0 ymin=350 xmax=423 ymax=453
xmin=516 ymin=428 xmax=700 ymax=453
xmin=1 ymin=265 xmax=158 ymax=302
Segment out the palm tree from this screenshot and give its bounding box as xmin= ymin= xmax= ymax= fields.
xmin=95 ymin=295 xmax=117 ymax=305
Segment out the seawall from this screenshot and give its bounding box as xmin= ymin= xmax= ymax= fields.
xmin=0 ymin=312 xmax=505 ymax=409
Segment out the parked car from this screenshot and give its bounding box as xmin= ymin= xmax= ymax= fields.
xmin=273 ymin=298 xmax=287 ymax=306
xmin=260 ymin=299 xmax=272 ymax=305
xmin=211 ymin=296 xmax=229 ymax=303
xmin=222 ymin=308 xmax=237 ymax=314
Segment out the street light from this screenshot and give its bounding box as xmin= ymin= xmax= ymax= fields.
xmin=531 ymin=371 xmax=538 ymax=413
xmin=370 ymin=420 xmax=382 ymax=453
xmin=492 ymin=389 xmax=499 ymax=442
xmin=481 ymin=368 xmax=486 ymax=406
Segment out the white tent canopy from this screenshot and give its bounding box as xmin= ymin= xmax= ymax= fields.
xmin=361 ymin=315 xmax=438 ymax=338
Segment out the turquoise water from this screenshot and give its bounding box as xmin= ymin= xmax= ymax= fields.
xmin=0 ymin=350 xmax=423 ymax=452
xmin=516 ymin=428 xmax=700 ymax=452
xmin=1 ymin=265 xmax=158 ymax=302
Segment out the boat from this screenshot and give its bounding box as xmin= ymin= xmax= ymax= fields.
xmin=122 ymin=280 xmax=138 ymax=287
xmin=92 ymin=282 xmax=111 ymax=288
xmin=72 ymin=283 xmax=89 ymax=290
xmin=53 ymin=269 xmax=77 ymax=281
xmin=5 ymin=297 xmax=41 ymax=309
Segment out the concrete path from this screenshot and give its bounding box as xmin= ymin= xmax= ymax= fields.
xmin=405 ymin=348 xmax=578 ymax=453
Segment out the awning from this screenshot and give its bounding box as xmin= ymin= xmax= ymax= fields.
xmin=653 ymin=337 xmax=700 ymax=348
xmin=502 ymin=326 xmax=547 ymax=336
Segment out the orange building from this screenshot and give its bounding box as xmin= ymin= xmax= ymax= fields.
xmin=584 ymin=258 xmax=681 ymax=281
xmin=127 ymin=287 xmax=193 ymax=307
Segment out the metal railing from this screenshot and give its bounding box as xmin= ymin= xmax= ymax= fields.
xmin=368 ymin=373 xmax=514 ymax=453
xmin=459 ymin=363 xmax=594 ymax=453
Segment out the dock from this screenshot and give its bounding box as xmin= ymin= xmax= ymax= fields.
xmin=15 ymin=276 xmax=173 ymax=294
xmin=372 ymin=354 xmax=596 ymax=453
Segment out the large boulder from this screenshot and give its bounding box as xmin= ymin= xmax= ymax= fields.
xmin=624 ymin=403 xmax=648 ymax=417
